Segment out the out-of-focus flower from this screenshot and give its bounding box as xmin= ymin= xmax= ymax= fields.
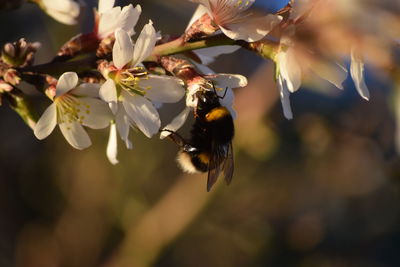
xmin=275 ymin=26 xmax=347 ymax=119
xmin=32 ymin=0 xmax=80 ymax=25
xmin=99 ymin=26 xmax=185 ymax=164
xmin=0 ymin=80 xmax=13 ymax=93
xmin=350 ymin=47 xmax=370 ymax=100
xmin=160 ymin=71 xmax=247 ymax=139
xmin=34 ymin=72 xmax=111 ymax=149
xmin=187 ymin=0 xmax=282 ymax=42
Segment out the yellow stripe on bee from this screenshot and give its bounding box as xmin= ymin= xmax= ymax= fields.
xmin=198 ymin=152 xmax=210 ymax=164
xmin=205 ymin=107 xmax=230 ymax=122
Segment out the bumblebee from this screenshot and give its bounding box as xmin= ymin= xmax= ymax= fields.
xmin=163 ymin=85 xmax=234 ymax=191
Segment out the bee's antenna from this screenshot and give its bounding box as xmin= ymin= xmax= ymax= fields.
xmin=211 ymin=81 xmax=228 ymax=99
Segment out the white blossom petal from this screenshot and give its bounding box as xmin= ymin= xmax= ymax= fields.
xmin=41 ymin=0 xmax=80 ymax=25
xmin=79 ymin=97 xmax=111 ymax=129
xmin=115 ymin=106 xmax=133 ymax=149
xmin=277 ymin=48 xmax=302 ymax=93
xmin=218 ymin=87 xmax=237 ymax=119
xmin=113 ymin=29 xmax=134 ymax=69
xmin=194 ymin=45 xmax=241 ymax=64
xmin=310 ymin=61 xmax=348 ymax=90
xmin=350 ymin=48 xmax=370 ymax=100
xmin=160 ymin=107 xmax=191 ymax=139
xmin=132 ymin=21 xmax=157 ymax=66
xmin=117 ymin=5 xmax=142 ymax=36
xmin=98 ymin=6 xmax=122 ymax=38
xmin=186 ymin=4 xmax=209 ymax=30
xmin=72 ymin=83 xmax=101 ymax=97
xmin=277 ymin=75 xmax=293 ymax=120
xmin=34 ymin=102 xmax=57 ymax=140
xmin=138 ymin=75 xmax=184 ymax=103
xmin=98 ymin=0 xmax=115 ymax=14
xmin=99 ymin=79 xmax=118 ymax=114
xmin=59 ymin=121 xmax=91 ymax=150
xmin=106 ymin=122 xmax=119 ymax=165
xmin=121 ymin=91 xmax=160 ymax=138
xmin=56 ymin=72 xmax=79 ymax=97
xmin=207 ymin=73 xmax=248 ymax=88
xmin=220 ymin=14 xmax=281 ymax=42
xmin=98 ymin=4 xmax=141 ymax=39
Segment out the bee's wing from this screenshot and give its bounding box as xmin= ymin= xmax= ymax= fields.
xmin=222 ymin=142 xmax=234 ymax=185
xmin=207 ymin=142 xmax=223 ymax=192
xmin=207 ymin=142 xmax=234 ymax=191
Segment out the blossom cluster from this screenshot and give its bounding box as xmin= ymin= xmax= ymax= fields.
xmin=0 ymin=0 xmax=399 ymax=164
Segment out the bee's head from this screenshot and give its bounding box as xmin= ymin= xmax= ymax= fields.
xmin=196 ymin=90 xmax=219 ymax=106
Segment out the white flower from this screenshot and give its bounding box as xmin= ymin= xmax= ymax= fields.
xmin=96 ymin=0 xmax=142 ymax=40
xmin=39 ymin=0 xmax=80 ymax=25
xmin=160 ymin=72 xmax=247 ymax=139
xmin=189 ymin=0 xmax=282 ymax=42
xmin=100 ymin=25 xmax=185 ymax=164
xmin=34 ymin=72 xmax=111 ymax=149
xmin=275 ymin=27 xmax=348 ymax=119
xmin=350 ymin=47 xmax=370 ymax=100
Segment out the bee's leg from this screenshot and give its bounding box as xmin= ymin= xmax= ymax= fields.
xmin=161 ymin=129 xmax=197 ymax=152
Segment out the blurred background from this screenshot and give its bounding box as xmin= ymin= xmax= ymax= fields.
xmin=1 ymin=0 xmax=400 ymax=266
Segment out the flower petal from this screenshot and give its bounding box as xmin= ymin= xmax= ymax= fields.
xmin=79 ymin=97 xmax=112 ymax=129
xmin=138 ymin=75 xmax=184 ymax=103
xmin=106 ymin=122 xmax=119 ymax=165
xmin=350 ymin=48 xmax=370 ymax=100
xmin=220 ymin=14 xmax=281 ymax=42
xmin=56 ymin=72 xmax=79 ymax=97
xmin=277 ymin=47 xmax=301 ymax=93
xmin=41 ymin=0 xmax=80 ymax=25
xmin=186 ymin=4 xmax=209 ymax=30
xmin=115 ymin=105 xmax=133 ymax=149
xmin=218 ymin=87 xmax=237 ymax=119
xmin=59 ymin=121 xmax=91 ymax=150
xmin=118 ymin=4 xmax=142 ymax=36
xmin=45 ymin=9 xmax=79 ymax=25
xmin=42 ymin=0 xmax=80 ymax=15
xmin=98 ymin=0 xmax=115 ymax=14
xmin=310 ymin=61 xmax=348 ymax=90
xmin=160 ymin=107 xmax=191 ymax=139
xmin=121 ymin=91 xmax=160 ymax=138
xmin=113 ymin=29 xmax=134 ymax=69
xmin=34 ymin=102 xmax=57 ymax=140
xmin=277 ymin=75 xmax=293 ymax=120
xmin=72 ymin=83 xmax=101 ymax=97
xmin=98 ymin=6 xmax=122 ymax=38
xmin=132 ymin=21 xmax=157 ymax=66
xmin=99 ymin=79 xmax=118 ymax=114
xmin=194 ymin=45 xmax=241 ymax=64
xmin=207 ymin=73 xmax=248 ymax=88
xmin=98 ymin=4 xmax=141 ymax=39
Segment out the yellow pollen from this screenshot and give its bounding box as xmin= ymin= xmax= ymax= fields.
xmin=55 ymin=94 xmax=88 ymax=125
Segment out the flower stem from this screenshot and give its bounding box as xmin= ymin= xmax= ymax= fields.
xmin=147 ymin=34 xmax=278 ymax=62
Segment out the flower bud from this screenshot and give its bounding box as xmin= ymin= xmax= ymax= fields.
xmin=1 ymin=38 xmax=41 ymax=67
xmin=3 ymin=69 xmax=20 ymax=86
xmin=0 ymin=79 xmax=13 ymax=93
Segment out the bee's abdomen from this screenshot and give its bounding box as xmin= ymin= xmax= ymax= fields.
xmin=206 ymin=107 xmax=234 ymax=144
